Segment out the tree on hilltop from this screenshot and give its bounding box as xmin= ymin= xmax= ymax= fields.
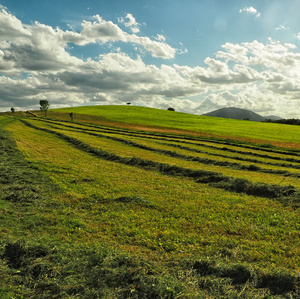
xmin=40 ymin=100 xmax=50 ymax=117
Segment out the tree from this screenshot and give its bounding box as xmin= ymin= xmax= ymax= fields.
xmin=11 ymin=107 xmax=15 ymax=114
xmin=167 ymin=107 xmax=175 ymax=111
xmin=40 ymin=100 xmax=50 ymax=117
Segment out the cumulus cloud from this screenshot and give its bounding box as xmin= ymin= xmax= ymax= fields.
xmin=67 ymin=14 xmax=175 ymax=59
xmin=0 ymin=8 xmax=31 ymax=38
xmin=197 ymin=88 xmax=275 ymax=114
xmin=79 ymin=15 xmax=127 ymax=44
xmin=175 ymin=57 xmax=264 ymax=86
xmin=216 ymin=39 xmax=300 ymax=73
xmin=1 ymin=8 xmax=300 ymax=118
xmin=175 ymin=38 xmax=300 ymax=117
xmin=239 ymin=6 xmax=261 ymax=18
xmin=119 ymin=13 xmax=140 ymax=33
xmin=0 ymin=9 xmax=176 ymax=75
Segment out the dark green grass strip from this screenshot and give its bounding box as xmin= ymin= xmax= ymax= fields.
xmin=2 ymin=240 xmax=299 ymax=298
xmin=0 ymin=120 xmax=59 ymax=204
xmin=44 ymin=122 xmax=300 ymax=179
xmin=36 ymin=118 xmax=300 ymax=157
xmin=32 ymin=117 xmax=300 ymax=164
xmin=155 ymin=141 xmax=300 ymax=170
xmin=47 ymin=116 xmax=300 ymax=156
xmin=20 ymin=120 xmax=299 ymax=206
xmin=2 ymin=117 xmax=299 ymax=298
xmin=191 ymin=259 xmax=299 ymax=297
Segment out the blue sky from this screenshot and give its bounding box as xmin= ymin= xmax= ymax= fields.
xmin=1 ymin=0 xmax=300 ymax=117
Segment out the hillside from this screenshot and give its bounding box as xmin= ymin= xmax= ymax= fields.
xmin=47 ymin=105 xmax=300 ymax=149
xmin=203 ymin=107 xmax=265 ymax=121
xmin=0 ymin=107 xmax=299 ymax=298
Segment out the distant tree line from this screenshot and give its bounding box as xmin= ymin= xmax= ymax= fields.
xmin=263 ymin=118 xmax=300 ymax=126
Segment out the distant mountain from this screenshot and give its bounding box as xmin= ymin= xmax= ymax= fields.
xmin=203 ymin=107 xmax=265 ymax=121
xmin=262 ymin=115 xmax=283 ymax=121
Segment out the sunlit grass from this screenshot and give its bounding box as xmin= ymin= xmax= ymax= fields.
xmin=6 ymin=120 xmax=300 ymax=267
xmin=24 ymin=119 xmax=300 ymax=188
xmin=29 ymin=116 xmax=300 ymax=164
xmin=1 ymin=115 xmax=299 ymax=298
xmin=52 ymin=105 xmax=300 ymax=147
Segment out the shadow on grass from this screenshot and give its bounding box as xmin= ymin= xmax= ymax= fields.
xmin=1 ymin=240 xmax=299 ymax=298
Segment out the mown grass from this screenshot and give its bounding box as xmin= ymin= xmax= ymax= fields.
xmin=51 ymin=105 xmax=300 ymax=148
xmin=31 ymin=116 xmax=300 ymax=169
xmin=1 ymin=113 xmax=300 ymax=298
xmin=23 ymin=118 xmax=300 ymax=191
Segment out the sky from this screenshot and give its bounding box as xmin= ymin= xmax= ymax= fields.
xmin=0 ymin=0 xmax=300 ymax=118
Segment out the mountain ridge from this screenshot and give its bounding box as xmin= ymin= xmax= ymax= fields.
xmin=203 ymin=107 xmax=281 ymax=121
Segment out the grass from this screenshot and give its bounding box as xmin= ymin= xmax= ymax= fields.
xmin=51 ymin=105 xmax=300 ymax=148
xmin=0 ymin=107 xmax=300 ymax=298
xmin=22 ymin=118 xmax=300 ymax=190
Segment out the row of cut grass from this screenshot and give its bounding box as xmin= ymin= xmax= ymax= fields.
xmin=51 ymin=105 xmax=300 ymax=148
xmin=20 ymin=119 xmax=300 ymax=203
xmin=24 ymin=118 xmax=300 ymax=189
xmin=6 ymin=120 xmax=300 ymax=266
xmin=31 ymin=116 xmax=300 ymax=165
xmin=25 ymin=117 xmax=300 ymax=171
xmin=2 ymin=116 xmax=299 ymax=298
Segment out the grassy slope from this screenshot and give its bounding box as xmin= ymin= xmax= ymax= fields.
xmin=1 ymin=109 xmax=300 ymax=298
xmin=53 ymin=105 xmax=300 ymax=148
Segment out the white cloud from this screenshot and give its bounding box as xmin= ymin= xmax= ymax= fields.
xmin=155 ymin=34 xmax=166 ymax=42
xmin=71 ymin=14 xmax=175 ymax=59
xmin=126 ymin=35 xmax=176 ymax=59
xmin=0 ymin=8 xmax=176 ymax=80
xmin=197 ymin=87 xmax=279 ymax=115
xmin=216 ymin=39 xmax=300 ymax=74
xmin=239 ymin=6 xmax=261 ymax=18
xmin=77 ymin=14 xmax=127 ymax=44
xmin=175 ymin=57 xmax=263 ymax=85
xmin=0 ymin=8 xmax=31 ymax=38
xmin=175 ymin=38 xmax=300 ymax=117
xmin=124 ymin=13 xmax=138 ymax=27
xmin=122 ymin=13 xmax=140 ymax=33
xmin=275 ymin=25 xmax=289 ymax=31
xmin=1 ymin=9 xmax=300 ymax=118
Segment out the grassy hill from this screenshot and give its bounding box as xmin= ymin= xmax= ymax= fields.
xmin=0 ymin=105 xmax=299 ymax=298
xmin=49 ymin=105 xmax=300 ymax=149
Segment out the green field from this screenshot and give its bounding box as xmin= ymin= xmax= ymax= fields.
xmin=0 ymin=106 xmax=299 ymax=298
xmin=52 ymin=105 xmax=300 ymax=147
